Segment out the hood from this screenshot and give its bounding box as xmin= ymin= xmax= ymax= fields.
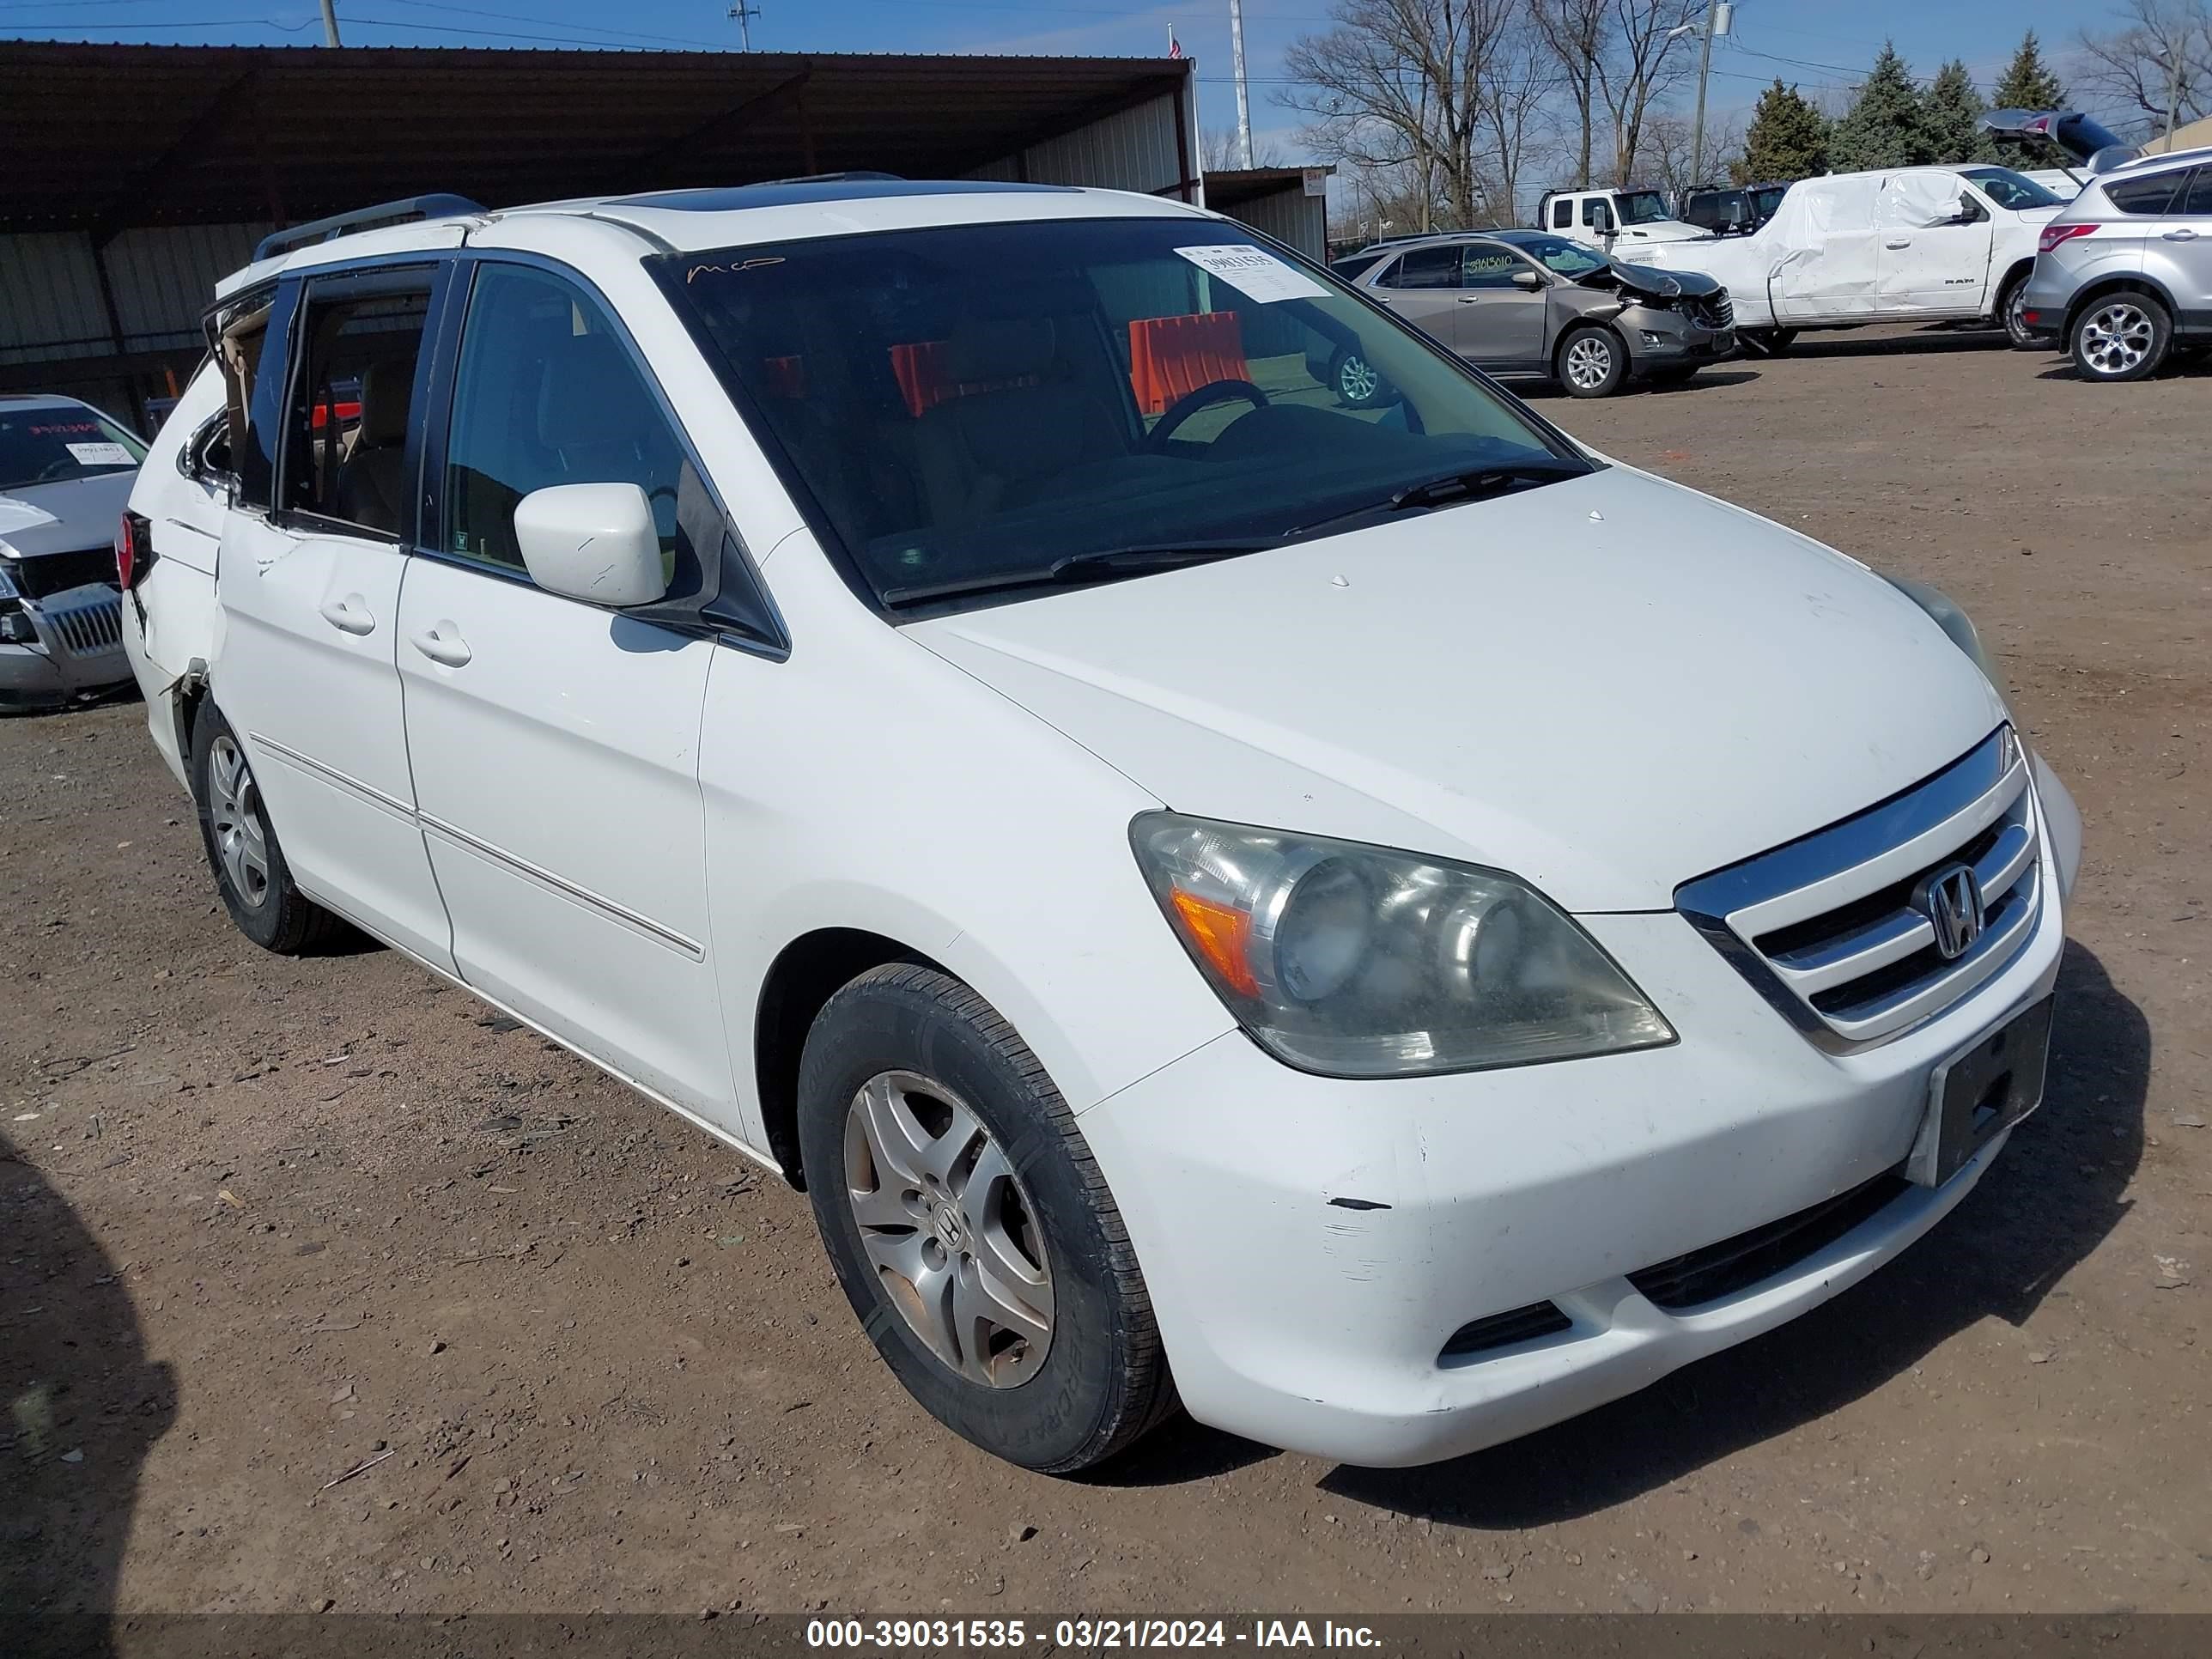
xmin=909 ymin=468 xmax=2005 ymax=912
xmin=1608 ymin=219 xmax=1707 ymax=244
xmin=0 ymin=473 xmax=136 ymax=557
xmin=1599 ymin=260 xmax=1723 ymax=300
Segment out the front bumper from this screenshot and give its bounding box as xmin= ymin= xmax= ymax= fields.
xmin=1623 ymin=308 xmax=1738 ymax=371
xmin=1079 ymin=791 xmax=2069 ymax=1468
xmin=0 ymin=585 xmax=132 ymax=709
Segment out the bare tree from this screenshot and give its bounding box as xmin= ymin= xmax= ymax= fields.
xmin=1642 ymin=107 xmax=1743 ymax=193
xmin=1202 ymin=126 xmax=1287 ymax=170
xmin=1528 ymin=0 xmax=1608 ymax=185
xmin=1597 ymin=0 xmax=1702 ymax=182
xmin=2075 ymin=0 xmax=2212 ymax=137
xmin=1278 ymin=0 xmax=1529 ymax=229
xmin=1474 ymin=11 xmax=1565 ymax=222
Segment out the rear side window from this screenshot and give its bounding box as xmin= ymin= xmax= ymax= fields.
xmin=1381 ymin=246 xmax=1463 ymax=289
xmin=279 ymin=280 xmax=434 ymax=538
xmin=2104 ymin=170 xmax=2185 ymax=215
xmin=441 ymin=263 xmax=688 ymax=586
xmin=1550 ymin=198 xmax=1573 ymax=229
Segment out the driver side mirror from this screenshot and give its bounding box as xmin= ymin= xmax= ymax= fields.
xmin=1510 ymin=268 xmax=1544 ymax=290
xmin=513 ymin=483 xmax=668 ymax=607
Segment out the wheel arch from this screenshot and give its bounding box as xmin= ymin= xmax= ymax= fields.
xmin=2064 ymin=273 xmax=2179 ymax=337
xmin=753 ymin=926 xmax=948 ymax=1188
xmin=1553 ymin=318 xmax=1628 ymax=387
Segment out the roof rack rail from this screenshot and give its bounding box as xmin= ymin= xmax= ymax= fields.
xmin=750 ymin=170 xmax=903 ymax=186
xmin=254 ymin=193 xmax=487 ymax=264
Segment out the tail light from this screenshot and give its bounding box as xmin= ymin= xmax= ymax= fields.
xmin=116 ymin=510 xmax=155 ymax=591
xmin=2039 ymin=222 xmax=2098 ymax=255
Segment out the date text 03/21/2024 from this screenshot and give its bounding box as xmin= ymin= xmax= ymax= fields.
xmin=803 ymin=1620 xmax=1384 ymax=1650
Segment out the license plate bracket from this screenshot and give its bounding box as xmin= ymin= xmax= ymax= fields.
xmin=1906 ymin=995 xmax=2054 ymax=1188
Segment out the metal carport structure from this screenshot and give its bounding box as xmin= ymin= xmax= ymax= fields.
xmin=0 ymin=42 xmax=1200 ymax=423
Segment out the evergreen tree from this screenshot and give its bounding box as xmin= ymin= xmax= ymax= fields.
xmin=1990 ymin=30 xmax=2066 ymax=112
xmin=1831 ymin=43 xmax=1930 ymax=171
xmin=1923 ymin=59 xmax=1988 ymax=163
xmin=1734 ymin=79 xmax=1832 ymax=181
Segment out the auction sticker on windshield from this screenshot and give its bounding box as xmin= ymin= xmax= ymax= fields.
xmin=66 ymin=441 xmax=136 ymax=466
xmin=1173 ymin=244 xmax=1328 ymax=303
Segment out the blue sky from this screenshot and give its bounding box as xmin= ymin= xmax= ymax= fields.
xmin=3 ymin=0 xmax=2116 ymax=158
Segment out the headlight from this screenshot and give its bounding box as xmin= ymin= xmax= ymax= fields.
xmin=1130 ymin=813 xmax=1674 ymax=1078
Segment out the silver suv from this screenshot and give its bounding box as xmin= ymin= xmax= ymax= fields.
xmin=2021 ymin=148 xmax=2212 ymax=380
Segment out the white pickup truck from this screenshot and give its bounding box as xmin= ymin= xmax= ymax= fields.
xmin=1627 ymin=165 xmax=2063 ymax=351
xmin=1533 ymin=186 xmax=1708 ymax=258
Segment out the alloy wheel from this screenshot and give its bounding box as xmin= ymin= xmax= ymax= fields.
xmin=1565 ymin=335 xmax=1613 ymax=390
xmin=206 ymin=734 xmax=271 ymax=909
xmin=2080 ymin=302 xmax=2154 ymax=376
xmin=843 ymin=1069 xmax=1054 ymax=1388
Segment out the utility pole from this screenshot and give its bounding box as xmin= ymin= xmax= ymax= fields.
xmin=727 ymin=1 xmax=760 ymax=51
xmin=1670 ymin=3 xmax=1729 ymax=188
xmin=319 ymin=0 xmax=341 ymax=47
xmin=1229 ymin=0 xmax=1254 ymax=167
xmin=2161 ymin=46 xmax=2183 ymax=149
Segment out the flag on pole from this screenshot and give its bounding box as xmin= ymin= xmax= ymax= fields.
xmin=1167 ymin=26 xmax=1182 ymax=58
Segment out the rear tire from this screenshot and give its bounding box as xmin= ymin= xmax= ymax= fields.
xmin=797 ymin=963 xmax=1176 ymax=1473
xmin=1996 ymin=270 xmax=2034 ymax=348
xmin=2069 ymin=290 xmax=2171 ymax=381
xmin=1328 ymin=346 xmax=1387 ymax=409
xmin=1555 ymin=324 xmax=1628 ymax=398
xmin=190 ymin=703 xmax=337 ymax=955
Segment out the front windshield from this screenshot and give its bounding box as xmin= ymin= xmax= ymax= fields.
xmin=0 ymin=405 xmax=145 ymax=491
xmin=1616 ymin=191 xmax=1674 ymax=225
xmin=659 ymin=218 xmax=1585 ymax=611
xmin=1507 ymin=234 xmax=1610 ymax=277
xmin=1960 ymin=167 xmax=2063 ymax=210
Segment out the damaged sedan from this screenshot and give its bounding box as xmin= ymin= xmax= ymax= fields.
xmin=1 ymin=393 xmax=143 ymax=711
xmin=1320 ymin=228 xmax=1736 ymax=399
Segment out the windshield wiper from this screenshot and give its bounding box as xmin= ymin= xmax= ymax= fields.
xmin=880 ymin=539 xmax=1279 ymax=605
xmin=1289 ymin=458 xmax=1591 ymax=538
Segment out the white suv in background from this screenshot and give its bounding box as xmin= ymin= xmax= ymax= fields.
xmin=124 ymin=179 xmax=2081 ymax=1473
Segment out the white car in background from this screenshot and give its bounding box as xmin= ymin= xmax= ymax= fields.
xmin=123 ymin=179 xmax=2080 ymax=1474
xmin=1631 ymin=165 xmax=2065 ymax=352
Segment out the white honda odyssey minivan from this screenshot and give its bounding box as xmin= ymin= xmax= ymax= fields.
xmin=120 ymin=179 xmax=2082 ymax=1474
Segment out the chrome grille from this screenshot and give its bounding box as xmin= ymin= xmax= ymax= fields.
xmin=1685 ymin=290 xmax=1734 ymax=331
xmin=46 ymin=593 xmax=124 ymax=657
xmin=1677 ymin=727 xmax=2042 ymax=1048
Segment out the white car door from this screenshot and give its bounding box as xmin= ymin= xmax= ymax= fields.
xmin=395 ymin=258 xmax=735 ymax=1121
xmin=210 ymin=266 xmax=456 ymax=969
xmin=1875 ymin=170 xmax=1996 ymax=315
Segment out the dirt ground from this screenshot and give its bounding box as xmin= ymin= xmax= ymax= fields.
xmin=5 ymin=328 xmax=2208 ymax=1621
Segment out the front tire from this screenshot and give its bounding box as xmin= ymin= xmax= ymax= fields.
xmin=797 ymin=964 xmax=1176 ymax=1473
xmin=2070 ymin=291 xmax=2172 ymax=381
xmin=191 ymin=703 xmax=336 ymax=954
xmin=1555 ymin=324 xmax=1628 ymax=398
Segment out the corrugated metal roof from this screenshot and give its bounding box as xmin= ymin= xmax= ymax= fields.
xmin=0 ymin=42 xmax=1191 ymax=233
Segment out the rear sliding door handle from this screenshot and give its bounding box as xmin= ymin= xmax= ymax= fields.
xmin=319 ymin=594 xmax=375 ymax=635
xmin=410 ymin=623 xmax=472 ymax=667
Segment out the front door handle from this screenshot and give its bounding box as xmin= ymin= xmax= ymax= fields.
xmin=2165 ymin=228 xmax=2200 ymax=241
xmin=319 ymin=593 xmax=375 ymax=635
xmin=1884 ymin=238 xmax=1912 ymax=249
xmin=410 ymin=623 xmax=471 ymax=667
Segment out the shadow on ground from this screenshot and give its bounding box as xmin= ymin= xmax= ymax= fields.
xmin=1312 ymin=940 xmax=2144 ymax=1528
xmin=3 ymin=1133 xmax=176 ymax=1654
